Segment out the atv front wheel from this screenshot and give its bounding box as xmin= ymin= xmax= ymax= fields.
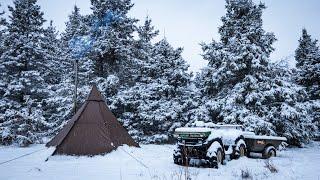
xmin=208 ymin=147 xmax=224 ymax=168
xmin=173 ymin=155 xmax=183 ymax=165
xmin=173 ymin=146 xmax=183 ymax=165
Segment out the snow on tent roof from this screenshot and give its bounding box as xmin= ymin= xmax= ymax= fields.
xmin=46 ymin=84 xmax=139 ymax=156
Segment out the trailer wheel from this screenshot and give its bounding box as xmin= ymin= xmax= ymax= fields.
xmin=262 ymin=146 xmax=276 ymax=159
xmin=239 ymin=144 xmax=246 ymax=157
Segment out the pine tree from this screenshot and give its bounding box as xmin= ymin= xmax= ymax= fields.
xmin=61 ymin=6 xmax=89 ymax=43
xmin=295 ymin=29 xmax=320 ymax=134
xmin=0 ymin=0 xmax=51 ymax=146
xmin=0 ymin=3 xmax=7 ymax=58
xmin=62 ymin=5 xmax=94 ymax=86
xmin=0 ymin=3 xmax=6 ymax=36
xmin=47 ymin=6 xmax=94 ymax=135
xmin=40 ymin=21 xmax=70 ymax=134
xmin=0 ymin=3 xmax=8 ymax=133
xmin=200 ymin=0 xmax=276 ymax=96
xmin=132 ymin=16 xmax=159 ymax=82
xmin=42 ymin=21 xmax=64 ymax=84
xmin=295 ymin=29 xmax=319 ymax=68
xmin=115 ymin=37 xmax=192 ymax=143
xmin=88 ymin=0 xmax=138 ymax=85
xmin=197 ymin=0 xmax=315 ymax=145
xmin=295 ymin=28 xmax=320 ymax=100
xmin=111 ymin=17 xmax=160 ymax=142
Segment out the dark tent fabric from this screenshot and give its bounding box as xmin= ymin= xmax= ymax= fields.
xmin=46 ymin=85 xmax=139 ymax=155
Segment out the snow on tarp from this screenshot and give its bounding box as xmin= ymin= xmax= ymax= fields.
xmin=175 ymin=127 xmax=211 ymax=133
xmin=244 ymin=135 xmax=287 ymax=141
xmin=192 ymin=121 xmax=243 ymax=129
xmin=207 ymin=129 xmax=245 ymax=145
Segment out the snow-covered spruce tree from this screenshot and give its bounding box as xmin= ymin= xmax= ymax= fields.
xmin=295 ymin=29 xmax=320 ymax=132
xmin=41 ymin=21 xmax=64 ymax=85
xmin=0 ymin=3 xmax=7 ymax=71
xmin=60 ymin=5 xmax=93 ymax=82
xmin=0 ymin=0 xmax=51 ymax=146
xmin=61 ymin=6 xmax=90 ymax=44
xmin=0 ymin=3 xmax=8 ymax=130
xmin=88 ymin=0 xmax=138 ymax=86
xmin=295 ymin=28 xmax=320 ymax=100
xmin=61 ymin=5 xmax=93 ymax=89
xmin=131 ymin=16 xmax=159 ymax=82
xmin=0 ymin=3 xmax=6 ymax=36
xmin=263 ymin=61 xmax=316 ymax=146
xmin=0 ymin=4 xmax=5 ymax=25
xmin=197 ymin=0 xmax=276 ymax=124
xmin=0 ymin=3 xmax=7 ymax=56
xmin=114 ymin=31 xmax=192 ymax=143
xmin=40 ymin=20 xmax=73 ymax=136
xmin=200 ymin=0 xmax=276 ymax=96
xmin=197 ymin=0 xmax=315 ymax=145
xmin=134 ymin=16 xmax=159 ymax=60
xmin=45 ymin=6 xmax=95 ymax=136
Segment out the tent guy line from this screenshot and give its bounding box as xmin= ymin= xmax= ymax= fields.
xmin=0 ymin=148 xmax=47 ymax=166
xmin=117 ymin=146 xmax=149 ymax=169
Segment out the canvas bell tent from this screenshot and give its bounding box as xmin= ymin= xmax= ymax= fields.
xmin=46 ymin=85 xmax=139 ymax=155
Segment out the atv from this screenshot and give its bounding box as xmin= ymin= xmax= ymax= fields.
xmin=173 ymin=121 xmax=254 ymax=168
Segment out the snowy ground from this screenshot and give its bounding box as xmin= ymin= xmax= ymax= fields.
xmin=0 ymin=142 xmax=320 ymax=180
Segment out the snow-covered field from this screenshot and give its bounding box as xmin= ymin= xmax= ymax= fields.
xmin=0 ymin=142 xmax=320 ymax=180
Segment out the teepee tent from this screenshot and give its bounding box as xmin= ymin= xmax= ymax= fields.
xmin=46 ymin=85 xmax=139 ymax=155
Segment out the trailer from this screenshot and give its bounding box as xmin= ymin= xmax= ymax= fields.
xmin=244 ymin=135 xmax=287 ymax=158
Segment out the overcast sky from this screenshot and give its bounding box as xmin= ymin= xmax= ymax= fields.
xmin=1 ymin=0 xmax=320 ymax=72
